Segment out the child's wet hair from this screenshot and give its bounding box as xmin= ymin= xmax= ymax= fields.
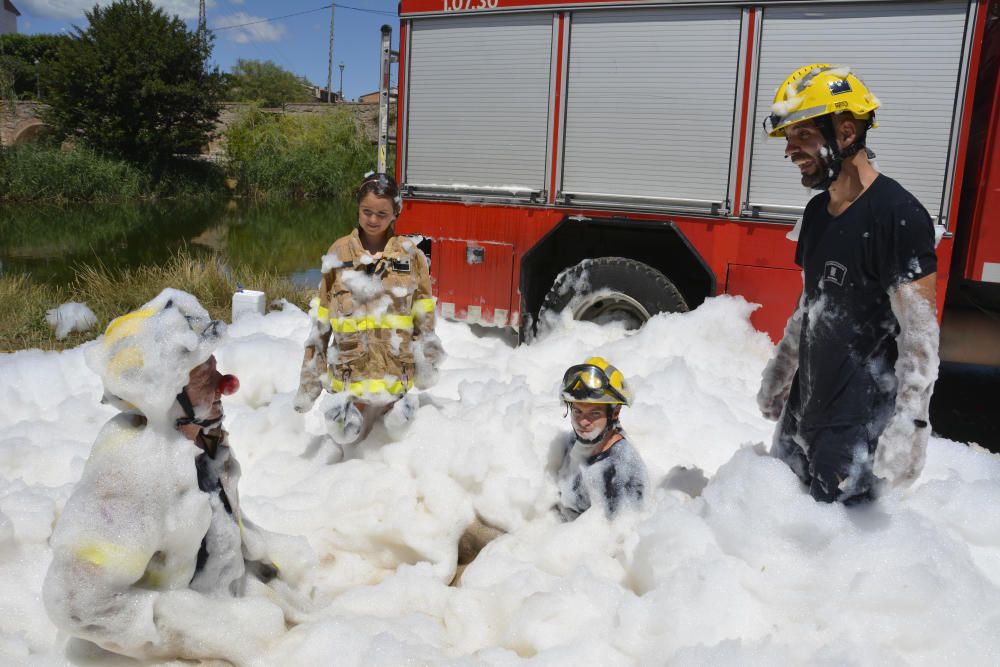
xmin=356 ymin=172 xmax=401 ymax=214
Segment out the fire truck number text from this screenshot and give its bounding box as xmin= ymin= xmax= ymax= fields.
xmin=443 ymin=0 xmax=499 ymax=11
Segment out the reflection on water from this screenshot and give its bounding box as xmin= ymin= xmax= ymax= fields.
xmin=0 ymin=198 xmax=357 ymax=287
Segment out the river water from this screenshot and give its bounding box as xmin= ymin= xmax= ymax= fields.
xmin=0 ymin=198 xmax=357 ymax=287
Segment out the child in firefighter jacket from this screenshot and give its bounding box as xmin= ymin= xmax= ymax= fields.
xmin=295 ymin=172 xmax=444 ymax=445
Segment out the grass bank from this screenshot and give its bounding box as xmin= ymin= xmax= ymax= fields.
xmin=0 ymin=250 xmax=312 ymax=352
xmin=0 ymin=145 xmax=226 ymax=203
xmin=224 ymin=106 xmax=371 ymax=199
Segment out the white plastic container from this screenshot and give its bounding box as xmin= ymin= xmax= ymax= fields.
xmin=232 ymin=289 xmax=266 ymax=321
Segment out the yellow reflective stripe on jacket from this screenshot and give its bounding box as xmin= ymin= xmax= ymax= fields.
xmin=309 ymin=297 xmax=329 ymax=322
xmin=331 ymin=314 xmax=414 ymax=333
xmin=73 ymin=540 xmax=150 ymax=578
xmin=329 ymin=374 xmax=413 ymax=396
xmin=412 ymin=298 xmax=435 ymax=316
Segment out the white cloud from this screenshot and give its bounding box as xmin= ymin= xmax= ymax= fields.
xmin=229 ymin=0 xmax=245 ymax=5
xmin=212 ymin=12 xmax=287 ymax=44
xmin=20 ymin=0 xmax=200 ymax=20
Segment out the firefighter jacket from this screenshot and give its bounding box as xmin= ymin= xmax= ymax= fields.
xmin=298 ymin=228 xmax=438 ymax=403
xmin=42 ymin=415 xmax=294 ymax=665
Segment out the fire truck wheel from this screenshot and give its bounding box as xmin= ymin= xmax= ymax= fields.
xmin=539 ymin=257 xmax=688 ymax=331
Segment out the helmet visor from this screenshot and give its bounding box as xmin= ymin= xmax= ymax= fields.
xmin=561 ymin=364 xmax=628 ymax=404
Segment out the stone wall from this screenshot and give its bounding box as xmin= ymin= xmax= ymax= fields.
xmin=0 ymin=100 xmax=47 ymax=146
xmin=0 ymin=100 xmax=389 ymax=154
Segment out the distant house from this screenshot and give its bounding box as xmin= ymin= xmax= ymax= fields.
xmin=358 ymin=87 xmax=397 ymax=104
xmin=1 ymin=0 xmax=20 ymax=35
xmin=308 ymin=85 xmax=341 ymax=104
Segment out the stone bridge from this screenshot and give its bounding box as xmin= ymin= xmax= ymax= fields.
xmin=0 ymin=101 xmax=385 ymax=155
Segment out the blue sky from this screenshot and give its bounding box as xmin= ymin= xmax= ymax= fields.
xmin=14 ymin=1 xmax=400 ymax=100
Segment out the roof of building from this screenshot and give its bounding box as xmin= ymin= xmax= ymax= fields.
xmin=4 ymin=0 xmax=20 ymax=16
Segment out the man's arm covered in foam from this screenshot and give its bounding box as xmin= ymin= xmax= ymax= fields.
xmin=873 ymin=273 xmax=940 ymax=486
xmin=757 ymin=290 xmax=805 ymax=421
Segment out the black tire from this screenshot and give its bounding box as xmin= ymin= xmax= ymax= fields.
xmin=539 ymin=257 xmax=688 ymax=331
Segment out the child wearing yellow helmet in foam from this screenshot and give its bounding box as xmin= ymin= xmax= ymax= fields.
xmin=555 ymin=357 xmax=648 ymax=521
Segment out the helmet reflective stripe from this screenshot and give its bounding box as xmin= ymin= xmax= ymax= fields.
xmin=766 ymin=63 xmax=880 ymax=138
xmin=108 ymin=346 xmax=144 ymax=375
xmin=103 ymin=308 xmax=156 ymax=345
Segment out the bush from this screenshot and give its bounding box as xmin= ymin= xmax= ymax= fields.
xmin=0 ymin=250 xmax=312 ymax=351
xmin=224 ymin=106 xmax=371 ymax=199
xmin=0 ymin=145 xmax=226 ymax=203
xmin=0 ymin=145 xmax=147 ymax=202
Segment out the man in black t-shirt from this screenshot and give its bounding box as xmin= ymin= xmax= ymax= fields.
xmin=756 ymin=65 xmax=940 ymax=504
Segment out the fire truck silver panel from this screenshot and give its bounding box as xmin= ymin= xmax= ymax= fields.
xmin=561 ymin=6 xmax=742 ymax=209
xmin=405 ymin=13 xmax=553 ymax=193
xmin=746 ymin=1 xmax=969 ymax=220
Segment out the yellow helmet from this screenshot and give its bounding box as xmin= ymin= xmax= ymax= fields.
xmin=561 ymin=356 xmax=632 ymax=406
xmin=85 ymin=288 xmax=225 ymax=422
xmin=765 ymin=64 xmax=880 ymax=138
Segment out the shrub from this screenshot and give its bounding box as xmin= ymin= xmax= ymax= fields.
xmin=224 ymin=106 xmax=371 ymax=199
xmin=0 ymin=145 xmax=226 ymax=203
xmin=0 ymin=145 xmax=147 ymax=202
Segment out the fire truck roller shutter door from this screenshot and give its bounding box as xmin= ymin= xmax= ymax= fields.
xmin=538 ymin=257 xmax=688 ymax=332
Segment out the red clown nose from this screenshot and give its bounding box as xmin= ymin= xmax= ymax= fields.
xmin=218 ymin=374 xmax=240 ymax=396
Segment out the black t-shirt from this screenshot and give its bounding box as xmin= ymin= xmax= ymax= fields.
xmin=791 ymin=174 xmax=937 ymax=429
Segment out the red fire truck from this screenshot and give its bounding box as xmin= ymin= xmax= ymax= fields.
xmin=384 ymin=0 xmax=1000 ymax=364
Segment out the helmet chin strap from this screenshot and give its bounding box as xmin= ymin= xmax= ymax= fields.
xmin=175 ymin=388 xmax=223 ymax=430
xmin=813 ymin=115 xmax=869 ymax=191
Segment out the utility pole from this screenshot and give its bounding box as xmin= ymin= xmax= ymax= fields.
xmin=326 ymin=3 xmax=335 ymax=102
xmin=198 ymin=0 xmax=207 ymax=48
xmin=339 ymin=62 xmax=345 ymax=100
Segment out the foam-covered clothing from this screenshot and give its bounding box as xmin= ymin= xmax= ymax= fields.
xmin=774 ymin=174 xmax=937 ymax=502
xmin=298 ymin=228 xmax=438 ymax=403
xmin=555 ymin=434 xmax=648 ymax=521
xmin=43 ymin=415 xmax=288 ymax=665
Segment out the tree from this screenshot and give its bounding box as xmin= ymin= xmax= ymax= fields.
xmin=41 ymin=0 xmax=224 ymax=165
xmin=225 ymin=59 xmax=314 ymax=108
xmin=0 ymin=34 xmax=70 ymax=100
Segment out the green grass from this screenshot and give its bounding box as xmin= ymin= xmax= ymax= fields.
xmin=224 ymin=106 xmax=372 ymax=199
xmin=0 ymin=144 xmax=227 ymax=203
xmin=0 ymin=250 xmax=313 ymax=352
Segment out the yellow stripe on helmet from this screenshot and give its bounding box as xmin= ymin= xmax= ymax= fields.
xmin=108 ymin=346 xmax=144 ymax=375
xmin=103 ymin=308 xmax=156 ymax=346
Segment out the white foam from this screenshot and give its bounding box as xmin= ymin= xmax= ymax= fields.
xmin=0 ymin=295 xmax=997 ymax=664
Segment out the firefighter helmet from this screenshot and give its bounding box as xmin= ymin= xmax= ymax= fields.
xmin=765 ymin=64 xmax=880 ymax=138
xmin=561 ymin=357 xmax=632 ymax=406
xmin=86 ymin=289 xmax=225 ymax=419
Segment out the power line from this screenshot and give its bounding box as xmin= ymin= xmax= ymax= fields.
xmin=210 ymin=3 xmax=395 ymax=32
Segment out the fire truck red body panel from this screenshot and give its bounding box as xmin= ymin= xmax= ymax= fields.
xmin=392 ymin=0 xmax=998 ymax=345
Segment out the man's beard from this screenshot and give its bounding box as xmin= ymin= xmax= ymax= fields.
xmin=792 ymin=151 xmax=832 ymax=189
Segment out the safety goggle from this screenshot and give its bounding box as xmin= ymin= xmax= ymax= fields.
xmin=560 ymin=364 xmax=628 ymax=404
